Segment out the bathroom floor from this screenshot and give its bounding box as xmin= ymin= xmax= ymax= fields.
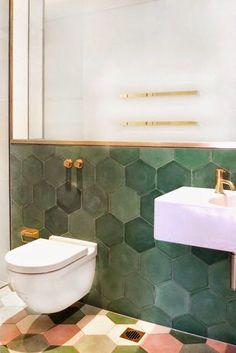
xmin=0 ymin=286 xmax=236 ymax=353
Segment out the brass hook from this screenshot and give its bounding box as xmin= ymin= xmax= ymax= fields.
xmin=74 ymin=159 xmax=84 ymax=169
xmin=63 ymin=159 xmax=73 ymax=169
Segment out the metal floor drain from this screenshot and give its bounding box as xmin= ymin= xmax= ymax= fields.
xmin=120 ymin=327 xmax=145 ymax=343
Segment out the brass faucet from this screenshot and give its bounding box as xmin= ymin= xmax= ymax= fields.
xmin=215 ymin=168 xmax=236 ymax=193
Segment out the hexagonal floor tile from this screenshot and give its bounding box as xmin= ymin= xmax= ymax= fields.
xmin=49 ymin=307 xmax=85 ymax=325
xmin=43 ymin=325 xmax=81 ymax=345
xmin=106 ymin=312 xmax=137 ymax=325
xmin=141 ymin=333 xmax=183 ymax=353
xmin=17 ymin=315 xmax=54 ymax=334
xmin=206 ymin=339 xmax=228 ymax=353
xmin=170 ymin=330 xmax=206 ymax=344
xmin=80 ymin=315 xmax=115 ymax=335
xmin=112 ymin=347 xmax=147 ymax=353
xmin=0 ymin=324 xmax=21 ymax=344
xmin=74 ymin=334 xmax=116 ymax=353
xmin=180 ymin=343 xmax=217 ymax=353
xmin=7 ymin=334 xmax=49 ymax=352
xmin=44 ymin=346 xmax=79 ymax=353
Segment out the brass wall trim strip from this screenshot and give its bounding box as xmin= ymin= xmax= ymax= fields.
xmin=122 ymin=120 xmax=198 ymax=127
xmin=10 ymin=139 xmax=236 ymax=149
xmin=121 ymin=90 xmax=199 ymax=99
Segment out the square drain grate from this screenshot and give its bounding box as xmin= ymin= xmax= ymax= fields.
xmin=120 ymin=327 xmax=145 ymax=343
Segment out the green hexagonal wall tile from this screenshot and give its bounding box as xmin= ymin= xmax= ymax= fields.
xmin=96 ymin=158 xmax=124 ymax=193
xmin=157 ymin=241 xmax=190 ymax=258
xmin=212 ymin=150 xmax=236 ymax=171
xmin=107 ymin=298 xmax=139 ymax=318
xmin=227 ymin=300 xmax=236 ymax=327
xmin=110 ymin=147 xmax=139 ymax=166
xmin=175 ymin=149 xmax=210 ymax=170
xmin=209 ymin=259 xmax=236 ymax=299
xmin=173 ymin=254 xmax=208 ymax=292
xmin=140 ymin=306 xmax=172 ymax=327
xmin=100 ymin=269 xmax=125 ymax=300
xmin=83 ymin=185 xmax=108 ymax=218
xmin=125 ymin=273 xmax=155 ymax=308
xmin=55 ymin=146 xmax=81 ymax=160
xmin=45 ymin=156 xmax=66 ymax=187
xmin=33 ymin=181 xmax=55 ymax=210
xmin=126 ymin=160 xmax=156 ymax=194
xmin=11 ymin=154 xmax=21 ymax=181
xmin=192 ymin=247 xmax=228 ymax=265
xmin=172 ymin=314 xmax=207 ymax=337
xmin=155 ymin=281 xmax=190 ymax=318
xmin=125 ymin=218 xmax=154 ymax=253
xmin=140 ymin=148 xmax=174 ymax=168
xmin=110 ymin=243 xmax=139 ymax=275
xmin=96 ymin=242 xmax=109 ymax=270
xmin=208 ymin=323 xmax=236 ymax=345
xmin=12 ymin=177 xmax=33 ymax=206
xmin=69 ymin=208 xmax=95 ymax=240
xmin=45 ymin=207 xmax=68 ymax=235
xmin=191 ymin=290 xmax=226 ymax=326
xmin=140 ymin=189 xmax=162 ymax=224
xmin=81 ymin=146 xmax=109 ymax=164
xmin=77 ymin=158 xmax=95 ymax=189
xmin=32 ymin=145 xmax=55 ymax=161
xmin=157 ymin=161 xmax=191 ymax=193
xmin=22 ymin=156 xmax=43 ymax=184
xmin=110 ymin=186 xmax=140 ymax=223
xmin=11 ymin=144 xmax=33 ymax=160
xmin=23 ymin=204 xmax=44 ymax=229
xmin=96 ymin=214 xmax=123 ymax=247
xmin=56 ymin=183 xmax=81 ymax=214
xmin=192 ymin=162 xmax=219 ymax=188
xmin=141 ymin=247 xmax=172 ymax=284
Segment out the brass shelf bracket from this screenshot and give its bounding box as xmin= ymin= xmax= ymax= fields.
xmin=120 ymin=90 xmax=199 ymax=99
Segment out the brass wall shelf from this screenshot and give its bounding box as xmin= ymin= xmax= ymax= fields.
xmin=120 ymin=90 xmax=199 ymax=99
xmin=122 ymin=121 xmax=198 ymax=127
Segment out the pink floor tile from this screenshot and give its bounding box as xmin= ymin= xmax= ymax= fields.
xmin=5 ymin=309 xmax=28 ymax=324
xmin=43 ymin=324 xmax=81 ymax=345
xmin=0 ymin=323 xmax=21 ymax=344
xmin=207 ymin=339 xmax=227 ymax=353
xmin=141 ymin=333 xmax=183 ymax=353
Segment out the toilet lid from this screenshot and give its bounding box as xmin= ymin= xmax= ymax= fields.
xmin=5 ymin=238 xmax=88 ymax=274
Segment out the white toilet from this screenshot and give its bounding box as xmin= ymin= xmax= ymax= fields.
xmin=5 ymin=236 xmax=97 ymax=313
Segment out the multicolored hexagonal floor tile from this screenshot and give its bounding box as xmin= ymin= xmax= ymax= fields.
xmin=1 ymin=285 xmax=236 ymax=353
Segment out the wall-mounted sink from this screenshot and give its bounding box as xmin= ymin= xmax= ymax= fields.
xmin=154 ymin=187 xmax=236 ymax=253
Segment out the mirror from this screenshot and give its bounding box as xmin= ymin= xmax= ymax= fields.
xmin=10 ymin=0 xmax=236 ymax=144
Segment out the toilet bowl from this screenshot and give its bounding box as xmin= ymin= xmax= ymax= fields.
xmin=5 ymin=236 xmax=97 ymax=313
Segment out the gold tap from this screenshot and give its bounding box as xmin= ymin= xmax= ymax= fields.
xmin=215 ymin=168 xmax=236 ymax=193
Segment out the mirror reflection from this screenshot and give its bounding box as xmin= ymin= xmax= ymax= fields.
xmin=11 ymin=0 xmax=236 ymax=142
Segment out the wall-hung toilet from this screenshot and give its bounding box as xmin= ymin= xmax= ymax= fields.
xmin=5 ymin=236 xmax=97 ymax=313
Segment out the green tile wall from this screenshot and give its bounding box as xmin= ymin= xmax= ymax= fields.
xmin=10 ymin=145 xmax=236 ymax=344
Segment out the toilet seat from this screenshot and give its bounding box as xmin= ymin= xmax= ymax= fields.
xmin=5 ymin=238 xmax=88 ymax=274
